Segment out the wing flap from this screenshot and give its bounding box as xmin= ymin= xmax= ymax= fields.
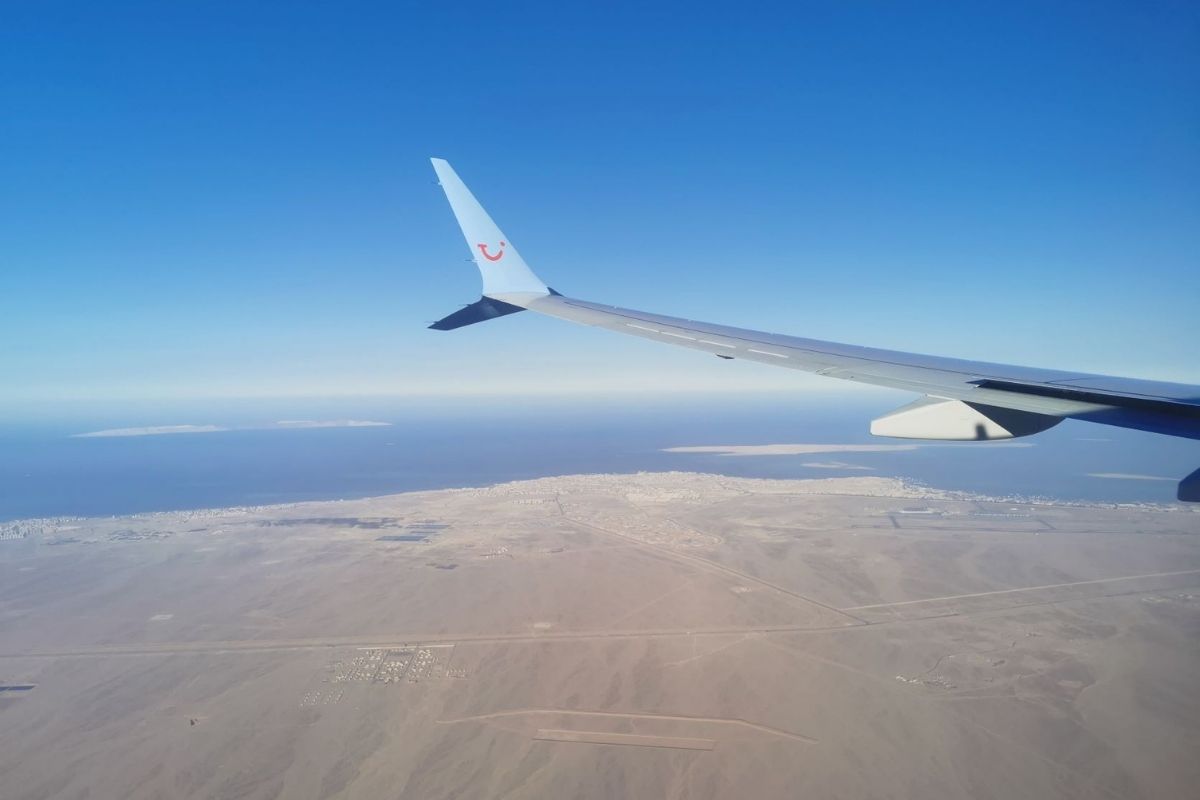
xmin=973 ymin=379 xmax=1200 ymax=417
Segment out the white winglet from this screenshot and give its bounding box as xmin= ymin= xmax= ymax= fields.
xmin=430 ymin=158 xmax=549 ymax=300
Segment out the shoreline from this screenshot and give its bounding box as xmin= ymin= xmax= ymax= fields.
xmin=2 ymin=470 xmax=1193 ymax=539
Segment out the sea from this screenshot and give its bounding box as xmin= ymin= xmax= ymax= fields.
xmin=1 ymin=393 xmax=1197 ymax=522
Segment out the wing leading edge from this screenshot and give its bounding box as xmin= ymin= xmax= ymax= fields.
xmin=429 ymin=158 xmax=1200 ymax=500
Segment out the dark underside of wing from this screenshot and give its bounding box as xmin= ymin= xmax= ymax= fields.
xmin=971 ymin=380 xmax=1200 ymax=440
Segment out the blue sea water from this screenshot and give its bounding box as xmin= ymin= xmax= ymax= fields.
xmin=1 ymin=394 xmax=1196 ymax=521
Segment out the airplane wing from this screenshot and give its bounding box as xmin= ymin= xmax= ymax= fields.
xmin=428 ymin=158 xmax=1200 ymax=501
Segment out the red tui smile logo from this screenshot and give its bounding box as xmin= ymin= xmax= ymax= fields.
xmin=476 ymin=241 xmax=506 ymax=262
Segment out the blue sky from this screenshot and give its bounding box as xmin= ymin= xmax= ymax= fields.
xmin=3 ymin=1 xmax=1197 ymax=408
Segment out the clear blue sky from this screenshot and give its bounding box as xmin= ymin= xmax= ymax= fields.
xmin=3 ymin=1 xmax=1197 ymax=407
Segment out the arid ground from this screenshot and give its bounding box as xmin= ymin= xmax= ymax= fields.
xmin=2 ymin=473 xmax=1198 ymax=799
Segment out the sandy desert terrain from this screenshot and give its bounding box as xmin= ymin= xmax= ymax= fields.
xmin=1 ymin=472 xmax=1198 ymax=799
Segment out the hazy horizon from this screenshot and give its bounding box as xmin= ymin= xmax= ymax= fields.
xmin=3 ymin=392 xmax=1195 ymax=522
